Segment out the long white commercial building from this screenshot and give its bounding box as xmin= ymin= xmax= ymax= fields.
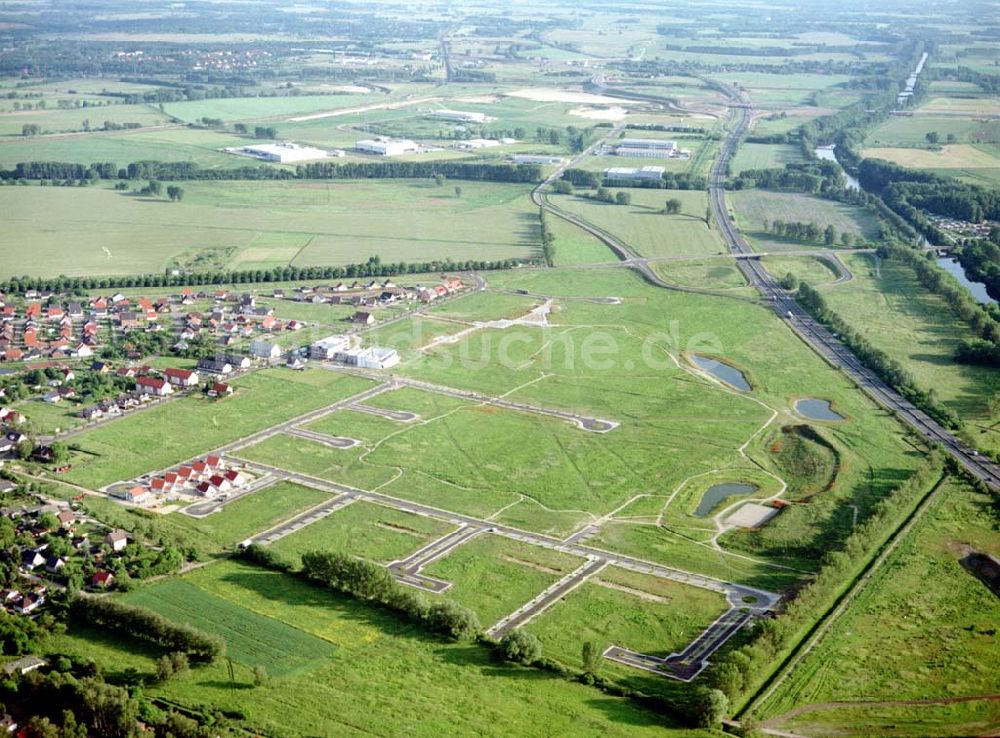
xmin=426 ymin=109 xmax=492 ymax=124
xmin=512 ymin=154 xmax=565 ymax=165
xmin=356 ymin=138 xmax=421 ymax=156
xmin=603 ymin=166 xmax=665 ymax=182
xmin=227 ymin=142 xmax=329 ymax=163
xmin=613 ymin=137 xmax=679 ymax=159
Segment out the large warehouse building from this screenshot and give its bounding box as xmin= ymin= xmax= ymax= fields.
xmin=603 ymin=166 xmax=665 ymax=183
xmin=355 ymin=138 xmax=421 ymax=156
xmin=227 ymin=142 xmax=330 ymax=163
xmin=426 ymin=109 xmax=492 ymax=124
xmin=613 ymin=138 xmax=678 ymax=159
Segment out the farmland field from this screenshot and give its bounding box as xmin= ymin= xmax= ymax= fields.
xmin=0 ymin=179 xmax=541 ymax=278
xmin=862 ymin=144 xmax=1000 ymax=187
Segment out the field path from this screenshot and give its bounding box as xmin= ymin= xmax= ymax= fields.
xmin=286 ymin=96 xmax=441 ymax=122
xmin=764 ymin=693 xmax=1000 ymax=726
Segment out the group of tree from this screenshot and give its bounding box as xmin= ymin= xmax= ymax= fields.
xmin=585 ymin=187 xmax=631 ymax=205
xmin=728 ymin=160 xmax=845 ymax=194
xmin=12 ymin=665 xmax=233 ymax=738
xmin=253 ymin=126 xmax=277 ymax=139
xmin=765 ymin=219 xmax=845 ymax=246
xmin=859 ymin=158 xmax=1000 ymax=225
xmin=955 ymin=232 xmax=1000 ymax=302
xmin=539 ymin=208 xmax=556 ymax=266
xmin=69 ymin=597 xmax=225 ymax=662
xmin=664 ymin=198 xmax=682 ymax=214
xmin=295 ymin=549 xmax=482 ymax=641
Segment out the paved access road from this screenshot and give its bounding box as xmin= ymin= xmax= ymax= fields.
xmin=486 ymin=558 xmax=607 ymax=637
xmin=235 ymin=460 xmax=782 ymax=611
xmin=605 ymin=607 xmax=753 ymax=682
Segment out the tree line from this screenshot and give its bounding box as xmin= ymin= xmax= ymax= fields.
xmin=0 ymin=256 xmax=521 ymax=296
xmin=561 ymin=167 xmax=706 ymax=190
xmin=539 ymin=207 xmax=556 ymax=267
xmin=2 ymin=159 xmax=544 ymax=185
xmin=69 ymin=597 xmax=226 ymax=663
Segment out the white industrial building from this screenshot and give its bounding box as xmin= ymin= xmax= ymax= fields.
xmin=453 ymin=138 xmax=503 ymax=151
xmin=355 ymin=138 xmax=420 ymax=156
xmin=227 ymin=142 xmax=330 ymax=163
xmin=603 ymin=166 xmax=665 ymax=182
xmin=512 ymin=154 xmax=565 ymax=165
xmin=427 ymin=109 xmax=492 ymax=124
xmin=309 ymin=335 xmax=351 ymax=360
xmin=613 ymin=138 xmax=679 ymax=159
xmin=333 ymin=346 xmax=400 ymax=370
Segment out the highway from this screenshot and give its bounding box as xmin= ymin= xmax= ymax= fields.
xmin=536 ymin=75 xmax=1000 ymax=491
xmin=707 ymin=99 xmax=1000 ymax=491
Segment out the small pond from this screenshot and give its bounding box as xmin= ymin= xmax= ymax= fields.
xmin=695 ymin=483 xmax=757 ymax=517
xmin=690 ymin=354 xmax=751 ymax=391
xmin=795 ymin=398 xmax=845 ymax=422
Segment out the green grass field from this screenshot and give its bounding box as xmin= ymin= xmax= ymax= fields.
xmin=527 ymin=565 xmax=730 ymax=682
xmin=730 ymin=190 xmax=880 ymax=252
xmin=652 ymin=258 xmax=751 ymax=291
xmin=0 ymin=179 xmax=540 ymax=278
xmin=62 ymin=369 xmax=376 ymax=489
xmin=0 ymin=103 xmax=171 ymax=137
xmin=730 ymin=143 xmax=805 ymax=174
xmin=62 ymin=560 xmax=706 ymax=738
xmin=0 ymin=126 xmax=255 ymax=169
xmin=821 ymin=254 xmax=1000 ymax=451
xmin=270 ymin=500 xmax=455 ymax=565
xmin=422 ymin=534 xmax=584 ymax=626
xmin=763 ymin=255 xmax=841 ymax=285
xmin=552 ymin=189 xmax=726 ymax=258
xmin=758 ymin=479 xmax=1000 ymax=737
